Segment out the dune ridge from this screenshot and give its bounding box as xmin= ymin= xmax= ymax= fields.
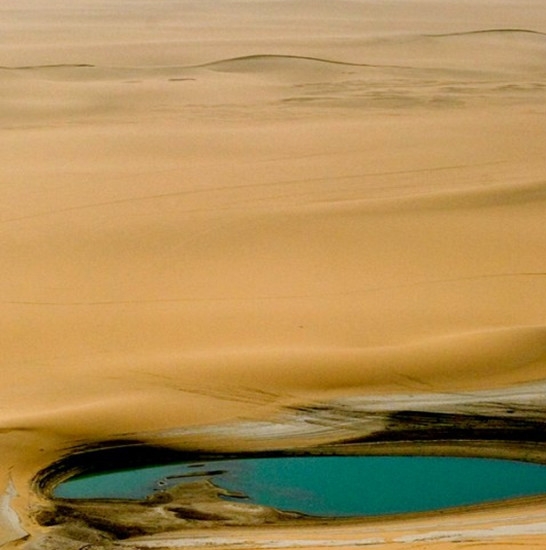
xmin=0 ymin=63 xmax=95 ymax=71
xmin=193 ymin=54 xmax=415 ymax=73
xmin=425 ymin=28 xmax=546 ymax=38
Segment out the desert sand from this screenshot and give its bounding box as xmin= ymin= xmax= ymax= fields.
xmin=1 ymin=0 xmax=546 ymax=548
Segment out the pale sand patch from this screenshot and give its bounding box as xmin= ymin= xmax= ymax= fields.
xmin=2 ymin=0 xmax=546 ymax=548
xmin=0 ymin=478 xmax=27 ymax=546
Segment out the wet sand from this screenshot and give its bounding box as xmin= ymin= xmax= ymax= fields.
xmin=2 ymin=0 xmax=546 ymax=548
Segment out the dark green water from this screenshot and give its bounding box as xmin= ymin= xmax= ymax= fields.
xmin=53 ymin=456 xmax=546 ymax=516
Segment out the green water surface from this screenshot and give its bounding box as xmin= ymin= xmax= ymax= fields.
xmin=54 ymin=456 xmax=546 ymax=516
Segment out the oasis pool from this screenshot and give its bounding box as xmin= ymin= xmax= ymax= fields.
xmin=53 ymin=456 xmax=546 ymax=516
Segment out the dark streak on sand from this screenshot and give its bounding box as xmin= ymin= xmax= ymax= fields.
xmin=0 ymin=63 xmax=95 ymax=71
xmin=425 ymin=28 xmax=546 ymax=38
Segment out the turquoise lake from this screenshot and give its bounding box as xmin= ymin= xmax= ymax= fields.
xmin=54 ymin=456 xmax=546 ymax=516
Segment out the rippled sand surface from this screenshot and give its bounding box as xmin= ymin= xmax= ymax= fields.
xmin=1 ymin=1 xmax=546 ymax=548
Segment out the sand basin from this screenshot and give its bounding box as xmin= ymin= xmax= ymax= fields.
xmin=1 ymin=0 xmax=546 ymax=548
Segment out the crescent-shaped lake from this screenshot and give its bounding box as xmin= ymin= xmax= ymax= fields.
xmin=54 ymin=456 xmax=546 ymax=516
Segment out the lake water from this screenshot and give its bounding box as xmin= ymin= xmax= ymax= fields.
xmin=54 ymin=456 xmax=546 ymax=516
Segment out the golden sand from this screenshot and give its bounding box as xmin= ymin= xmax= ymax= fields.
xmin=1 ymin=0 xmax=546 ymax=548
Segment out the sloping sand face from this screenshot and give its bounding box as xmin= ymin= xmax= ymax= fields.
xmin=1 ymin=0 xmax=546 ymax=548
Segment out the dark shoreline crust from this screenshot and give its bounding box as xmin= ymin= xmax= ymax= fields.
xmin=29 ymin=402 xmax=546 ymax=549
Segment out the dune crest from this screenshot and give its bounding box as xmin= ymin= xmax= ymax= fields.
xmin=426 ymin=28 xmax=546 ymax=38
xmin=195 ymin=54 xmax=376 ymax=71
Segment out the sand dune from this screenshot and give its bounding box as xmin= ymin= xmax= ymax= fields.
xmin=1 ymin=0 xmax=546 ymax=548
xmin=3 ymin=27 xmax=546 ymax=132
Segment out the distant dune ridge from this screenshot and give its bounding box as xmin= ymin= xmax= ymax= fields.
xmin=1 ymin=0 xmax=546 ymax=548
xmin=2 ymin=28 xmax=546 ymax=127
